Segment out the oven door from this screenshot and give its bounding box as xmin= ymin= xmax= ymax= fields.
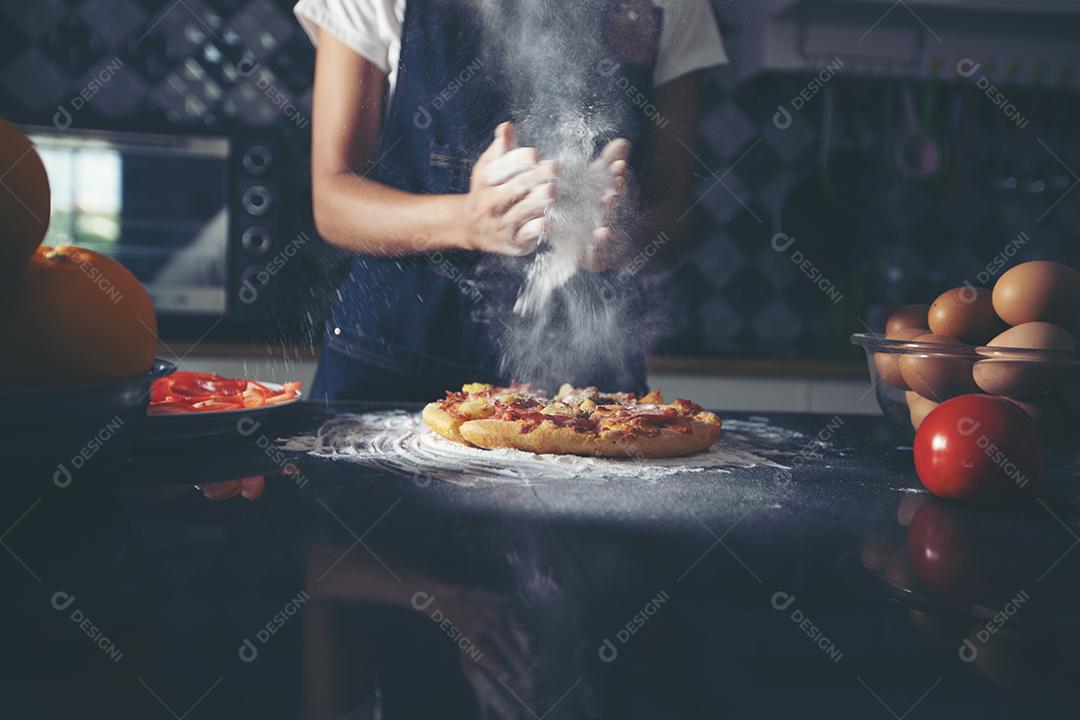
xmin=27 ymin=126 xmax=231 ymax=319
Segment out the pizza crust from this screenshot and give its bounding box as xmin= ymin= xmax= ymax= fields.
xmin=459 ymin=419 xmax=597 ymax=456
xmin=459 ymin=417 xmax=722 ymax=458
xmin=422 ymin=402 xmax=470 ymax=445
xmin=593 ymin=420 xmax=722 ymax=458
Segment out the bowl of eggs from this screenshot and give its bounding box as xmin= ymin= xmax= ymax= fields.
xmin=852 ymin=260 xmax=1080 ymax=447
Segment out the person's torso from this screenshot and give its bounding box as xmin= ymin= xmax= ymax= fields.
xmin=327 ymin=0 xmax=663 ymax=383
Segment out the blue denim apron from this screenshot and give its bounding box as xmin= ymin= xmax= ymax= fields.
xmin=312 ymin=0 xmax=661 ymax=402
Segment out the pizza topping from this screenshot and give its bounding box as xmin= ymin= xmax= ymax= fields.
xmin=629 ymin=408 xmax=679 ymax=421
xmin=556 ymin=384 xmax=641 ymax=408
xmin=461 ymin=382 xmax=493 ymax=394
xmin=438 ymin=383 xmax=713 ymax=436
xmin=454 ymin=398 xmax=496 ymax=420
xmin=490 ymin=405 xmax=592 ymax=433
xmin=555 ymin=383 xmax=591 ymax=402
xmin=540 ymin=402 xmax=576 ymax=417
xmin=428 ymin=381 xmax=722 ymax=457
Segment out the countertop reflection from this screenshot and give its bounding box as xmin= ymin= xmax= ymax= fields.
xmin=3 ymin=403 xmax=1079 ymax=719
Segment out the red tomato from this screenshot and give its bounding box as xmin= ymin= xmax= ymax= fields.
xmin=908 ymin=498 xmax=1032 ymax=601
xmin=913 ymin=395 xmax=1040 ymax=503
xmin=907 ymin=500 xmax=985 ymax=599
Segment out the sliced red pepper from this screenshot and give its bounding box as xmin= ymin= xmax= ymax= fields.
xmin=149 ymin=371 xmax=301 ymax=415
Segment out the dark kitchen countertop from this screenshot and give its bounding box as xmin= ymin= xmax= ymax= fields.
xmin=4 ymin=403 xmax=1080 ymax=719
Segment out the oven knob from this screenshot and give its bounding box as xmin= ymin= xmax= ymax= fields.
xmin=238 ymin=264 xmax=269 ymax=305
xmin=242 ymin=185 xmax=273 ymax=216
xmin=242 ymin=145 xmax=274 ymax=176
xmin=241 ymin=226 xmax=272 ymax=256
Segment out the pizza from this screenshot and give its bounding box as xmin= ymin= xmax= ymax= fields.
xmin=422 ymin=382 xmax=722 ymax=458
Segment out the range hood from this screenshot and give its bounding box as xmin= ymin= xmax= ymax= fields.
xmin=724 ymin=0 xmax=1080 ymax=86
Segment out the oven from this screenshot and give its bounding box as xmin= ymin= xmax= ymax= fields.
xmin=24 ymin=125 xmax=300 ymax=326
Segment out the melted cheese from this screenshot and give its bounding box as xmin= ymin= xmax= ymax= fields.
xmin=455 ymin=399 xmax=495 ymax=419
xmin=540 ymin=402 xmax=576 ymax=417
xmin=462 ymin=383 xmax=493 ymax=394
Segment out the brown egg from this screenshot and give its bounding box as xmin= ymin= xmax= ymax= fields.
xmin=927 ymin=287 xmax=1005 ymax=345
xmin=896 ymin=493 xmax=929 ymax=527
xmin=1061 ymin=384 xmax=1080 ymax=443
xmin=992 ymin=260 xmax=1080 ymax=328
xmin=972 ymin=322 xmax=1076 ymax=397
xmin=906 ymin=390 xmax=940 ymax=430
xmin=875 ymin=327 xmax=926 ymax=389
xmin=861 ymin=527 xmax=904 ymax=574
xmin=1005 ymin=397 xmax=1050 ymax=421
xmin=886 ymin=304 xmax=930 ymax=338
xmin=898 ymin=334 xmax=979 ymax=401
xmin=884 ymin=545 xmax=915 ymax=592
xmin=1003 ymin=397 xmax=1066 ymax=446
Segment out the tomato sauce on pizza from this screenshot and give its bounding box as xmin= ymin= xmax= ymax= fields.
xmin=423 ymin=383 xmax=722 ymax=458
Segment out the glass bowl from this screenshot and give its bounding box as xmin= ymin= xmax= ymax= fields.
xmin=850 ymin=333 xmax=1080 ymax=447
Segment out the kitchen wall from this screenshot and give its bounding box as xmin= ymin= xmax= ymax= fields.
xmin=678 ymin=69 xmax=1080 ymax=363
xmin=0 ymin=0 xmax=314 ymax=135
xmin=2 ymin=0 xmax=1079 ymax=368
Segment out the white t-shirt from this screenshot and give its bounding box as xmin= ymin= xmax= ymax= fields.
xmin=294 ymin=0 xmax=727 ymax=95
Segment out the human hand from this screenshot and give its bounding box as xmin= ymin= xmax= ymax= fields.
xmin=584 ymin=138 xmax=631 ymax=271
xmin=464 ymin=122 xmax=558 ymax=256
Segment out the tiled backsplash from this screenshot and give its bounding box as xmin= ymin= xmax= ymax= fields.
xmin=2 ymin=0 xmax=1078 ymax=361
xmin=683 ymin=70 xmax=1080 ymax=360
xmin=0 ymin=0 xmax=314 ymax=130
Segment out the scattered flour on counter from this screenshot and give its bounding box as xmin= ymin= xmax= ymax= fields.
xmin=723 ymin=417 xmax=808 ymax=443
xmin=279 ymin=412 xmax=792 ymax=487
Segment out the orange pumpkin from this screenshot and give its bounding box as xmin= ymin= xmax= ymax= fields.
xmin=0 ymin=246 xmax=157 ymax=388
xmin=0 ymin=119 xmax=50 ymax=288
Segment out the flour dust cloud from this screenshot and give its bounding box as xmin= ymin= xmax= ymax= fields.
xmin=476 ymin=0 xmax=673 ymax=391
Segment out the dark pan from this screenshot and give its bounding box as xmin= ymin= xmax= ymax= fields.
xmin=0 ymin=359 xmax=176 ymax=468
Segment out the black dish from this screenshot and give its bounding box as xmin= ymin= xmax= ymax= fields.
xmin=0 ymin=359 xmax=176 ymax=467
